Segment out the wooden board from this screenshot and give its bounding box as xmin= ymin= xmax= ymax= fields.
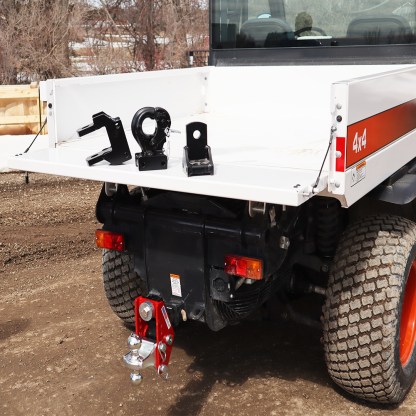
xmin=0 ymin=83 xmax=47 ymax=135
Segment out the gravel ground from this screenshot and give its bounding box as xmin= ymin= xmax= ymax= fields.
xmin=1 ymin=172 xmax=416 ymax=416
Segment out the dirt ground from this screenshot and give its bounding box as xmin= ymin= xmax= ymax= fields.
xmin=1 ymin=172 xmax=416 ymax=416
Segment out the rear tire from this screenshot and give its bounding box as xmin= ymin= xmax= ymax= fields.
xmin=323 ymin=215 xmax=416 ymax=404
xmin=102 ymin=249 xmax=147 ymax=325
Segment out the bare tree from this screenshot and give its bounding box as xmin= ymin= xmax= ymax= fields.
xmin=89 ymin=0 xmax=208 ymax=73
xmin=0 ymin=0 xmax=208 ymax=82
xmin=162 ymin=0 xmax=209 ymax=68
xmin=0 ymin=0 xmax=85 ymax=83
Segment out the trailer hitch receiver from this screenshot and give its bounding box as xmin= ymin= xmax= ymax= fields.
xmin=123 ymin=296 xmax=174 ymax=384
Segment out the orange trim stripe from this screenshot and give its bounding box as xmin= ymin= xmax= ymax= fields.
xmin=346 ymin=99 xmax=416 ymax=168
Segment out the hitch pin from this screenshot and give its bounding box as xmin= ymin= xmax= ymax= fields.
xmin=165 ymin=128 xmax=181 ymax=137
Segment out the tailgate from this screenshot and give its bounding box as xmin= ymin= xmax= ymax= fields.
xmin=9 ymin=141 xmax=326 ymax=207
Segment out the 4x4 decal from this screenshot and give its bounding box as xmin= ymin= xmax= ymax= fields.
xmin=346 ymin=98 xmax=416 ymax=168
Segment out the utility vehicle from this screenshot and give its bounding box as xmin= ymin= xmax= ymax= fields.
xmin=9 ymin=0 xmax=416 ymax=405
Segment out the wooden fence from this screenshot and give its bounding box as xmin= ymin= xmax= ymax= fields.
xmin=0 ymin=83 xmax=47 ymax=135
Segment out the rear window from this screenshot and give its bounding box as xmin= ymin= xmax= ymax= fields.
xmin=212 ymin=0 xmax=416 ymax=49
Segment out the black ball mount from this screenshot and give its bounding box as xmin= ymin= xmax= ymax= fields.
xmin=131 ymin=107 xmax=171 ymax=171
xmin=78 ymin=111 xmax=132 ymax=166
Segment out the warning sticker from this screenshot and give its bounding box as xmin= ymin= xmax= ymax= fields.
xmin=170 ymin=274 xmax=182 ymax=297
xmin=351 ymin=161 xmax=366 ymax=187
xmin=161 ymin=305 xmax=171 ymax=329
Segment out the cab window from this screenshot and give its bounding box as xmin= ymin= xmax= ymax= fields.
xmin=211 ymin=0 xmax=416 ymax=49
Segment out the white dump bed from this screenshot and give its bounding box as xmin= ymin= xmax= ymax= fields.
xmin=8 ymin=65 xmax=416 ymax=207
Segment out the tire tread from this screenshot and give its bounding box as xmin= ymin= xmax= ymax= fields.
xmin=323 ymin=215 xmax=416 ymax=403
xmin=102 ymin=249 xmax=146 ymax=325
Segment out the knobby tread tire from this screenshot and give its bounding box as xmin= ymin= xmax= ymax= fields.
xmin=102 ymin=249 xmax=147 ymax=325
xmin=322 ymin=215 xmax=416 ymax=404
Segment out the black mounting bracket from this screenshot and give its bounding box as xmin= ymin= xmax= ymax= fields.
xmin=77 ymin=112 xmax=132 ymax=166
xmin=183 ymin=122 xmax=214 ymax=177
xmin=131 ymin=107 xmax=171 ymax=171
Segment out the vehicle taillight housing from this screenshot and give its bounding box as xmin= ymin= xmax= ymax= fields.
xmin=224 ymin=255 xmax=263 ymax=280
xmin=95 ymin=230 xmax=125 ymax=251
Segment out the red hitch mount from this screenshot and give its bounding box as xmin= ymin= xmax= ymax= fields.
xmin=123 ymin=296 xmax=175 ymax=384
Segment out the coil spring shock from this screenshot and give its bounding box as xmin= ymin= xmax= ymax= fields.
xmin=316 ymin=198 xmax=342 ymax=258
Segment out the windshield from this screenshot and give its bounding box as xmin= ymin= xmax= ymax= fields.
xmin=211 ymin=0 xmax=416 ymax=49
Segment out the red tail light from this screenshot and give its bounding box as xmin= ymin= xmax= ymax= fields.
xmin=95 ymin=230 xmax=125 ymax=251
xmin=224 ymin=255 xmax=263 ymax=280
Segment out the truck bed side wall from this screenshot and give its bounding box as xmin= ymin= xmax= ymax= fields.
xmin=329 ymin=66 xmax=416 ymax=207
xmin=43 ymin=68 xmax=210 ymax=145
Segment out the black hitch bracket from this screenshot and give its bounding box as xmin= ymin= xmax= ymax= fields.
xmin=183 ymin=122 xmax=214 ymax=177
xmin=77 ymin=111 xmax=132 ymax=166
